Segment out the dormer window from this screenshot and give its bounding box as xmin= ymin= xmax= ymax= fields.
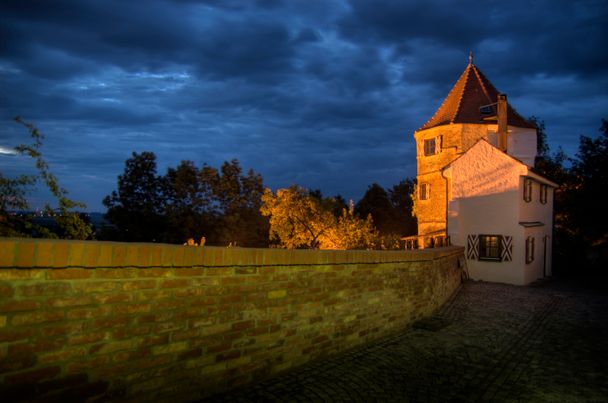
xmin=423 ymin=135 xmax=443 ymax=156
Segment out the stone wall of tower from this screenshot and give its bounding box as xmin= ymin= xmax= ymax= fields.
xmin=414 ymin=124 xmax=491 ymax=237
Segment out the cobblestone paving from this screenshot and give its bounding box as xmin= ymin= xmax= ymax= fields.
xmin=203 ymin=280 xmax=608 ymax=402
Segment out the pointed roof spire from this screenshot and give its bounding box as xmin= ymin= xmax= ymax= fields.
xmin=418 ymin=58 xmax=535 ymax=131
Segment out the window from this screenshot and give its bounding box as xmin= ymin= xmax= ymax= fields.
xmin=540 ymin=184 xmax=548 ymax=204
xmin=524 ymin=178 xmax=532 ymax=202
xmin=419 ymin=183 xmax=431 ymax=200
xmin=525 ymin=236 xmax=535 ymax=264
xmin=479 ymin=235 xmax=502 ymax=261
xmin=423 ymin=135 xmax=442 ymax=156
xmin=424 ymin=138 xmax=436 ymax=156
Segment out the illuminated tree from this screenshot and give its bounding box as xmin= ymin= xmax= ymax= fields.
xmin=261 ymin=186 xmax=378 ymax=250
xmin=261 ymin=185 xmax=336 ymax=248
xmin=324 ymin=202 xmax=378 ymax=250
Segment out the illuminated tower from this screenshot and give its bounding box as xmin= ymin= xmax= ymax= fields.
xmin=414 ymin=54 xmax=537 ymax=244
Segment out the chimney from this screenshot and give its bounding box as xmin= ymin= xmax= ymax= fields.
xmin=497 ymin=93 xmax=508 ymax=151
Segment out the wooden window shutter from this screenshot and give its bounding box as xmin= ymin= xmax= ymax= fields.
xmin=501 ymin=236 xmax=513 ymax=262
xmin=467 ymin=234 xmax=479 ymax=260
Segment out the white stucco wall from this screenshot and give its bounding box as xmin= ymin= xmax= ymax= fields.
xmin=444 ymin=140 xmax=552 ymax=285
xmin=519 ymin=177 xmax=554 ymax=283
xmin=449 ymin=191 xmax=525 ymax=284
xmin=482 ymin=125 xmax=536 ymax=167
xmin=508 ymin=127 xmax=537 ymax=167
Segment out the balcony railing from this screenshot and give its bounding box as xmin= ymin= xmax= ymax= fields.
xmin=402 ymin=234 xmax=451 ymax=250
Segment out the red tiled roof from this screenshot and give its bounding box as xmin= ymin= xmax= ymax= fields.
xmin=419 ymin=61 xmax=536 ymax=131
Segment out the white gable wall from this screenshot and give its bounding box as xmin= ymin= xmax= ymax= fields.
xmin=443 ymin=140 xmax=550 ymax=285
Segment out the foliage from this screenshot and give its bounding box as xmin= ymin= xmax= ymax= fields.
xmin=103 ymin=151 xmax=167 ymax=242
xmin=261 ymin=185 xmax=336 ymax=249
xmin=204 ymin=160 xmax=269 ymax=247
xmin=0 ymin=174 xmax=36 ymax=237
xmin=356 ymin=180 xmax=417 ymax=237
xmin=529 ymin=116 xmax=549 ymax=157
xmin=103 ymin=156 xmax=268 ymax=246
xmin=163 ymin=160 xmax=214 ymax=244
xmin=260 ymin=186 xmax=378 ymax=249
xmin=531 ymin=116 xmax=608 ymax=273
xmin=0 ymin=117 xmax=93 ymax=239
xmin=324 ymin=202 xmax=378 ymax=250
xmin=567 ymin=119 xmax=608 ymax=244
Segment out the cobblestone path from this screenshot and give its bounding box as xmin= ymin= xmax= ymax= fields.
xmin=203 ymin=281 xmax=608 ymax=402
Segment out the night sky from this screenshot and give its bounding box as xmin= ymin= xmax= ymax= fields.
xmin=1 ymin=0 xmax=607 ymax=212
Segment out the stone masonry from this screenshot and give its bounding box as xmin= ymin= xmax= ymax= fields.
xmin=0 ymin=238 xmax=463 ymax=401
xmin=207 ymin=280 xmax=608 ymax=402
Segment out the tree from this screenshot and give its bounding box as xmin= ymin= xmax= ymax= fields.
xmin=261 ymin=185 xmax=335 ymax=248
xmin=261 ymin=185 xmax=378 ymax=250
xmin=355 ymin=180 xmax=417 ymax=238
xmin=529 ymin=115 xmax=549 ymax=158
xmin=324 ymin=202 xmax=378 ymax=250
xmin=389 ymin=179 xmax=417 ymax=236
xmin=103 ymin=151 xmax=166 ymax=242
xmin=355 ymin=184 xmax=393 ymax=233
xmin=163 ymin=160 xmax=215 ymax=244
xmin=530 ymin=117 xmax=608 ymax=273
xmin=529 ymin=116 xmax=569 ymax=184
xmin=0 ymin=174 xmax=36 ymax=237
xmin=207 ymin=160 xmax=269 ymax=247
xmin=568 ymin=119 xmax=608 ymax=245
xmin=1 ymin=117 xmax=93 ymax=239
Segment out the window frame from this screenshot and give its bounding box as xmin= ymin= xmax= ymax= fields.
xmin=540 ymin=184 xmax=548 ymax=204
xmin=423 ymin=135 xmax=442 ymax=156
xmin=419 ymin=183 xmax=431 ymax=200
xmin=525 ymin=236 xmax=535 ymax=264
xmin=478 ymin=234 xmax=502 ymax=262
xmin=423 ymin=138 xmax=436 ymax=156
xmin=524 ymin=178 xmax=533 ymax=203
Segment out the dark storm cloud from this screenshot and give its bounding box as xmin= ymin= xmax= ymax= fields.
xmin=194 ymin=19 xmax=295 ymax=81
xmin=0 ymin=0 xmax=606 ymax=211
xmin=339 ymin=0 xmax=608 ymax=81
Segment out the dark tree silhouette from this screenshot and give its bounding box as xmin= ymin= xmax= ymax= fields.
xmin=209 ymin=160 xmax=269 ymax=247
xmin=163 ymin=160 xmax=215 ymax=244
xmin=355 ymin=183 xmax=393 ymax=234
xmin=103 ymin=151 xmax=167 ymax=242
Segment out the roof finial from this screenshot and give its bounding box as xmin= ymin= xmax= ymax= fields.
xmin=468 ymin=50 xmax=473 ymax=65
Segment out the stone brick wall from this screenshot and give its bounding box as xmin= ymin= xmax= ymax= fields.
xmin=0 ymin=238 xmax=463 ymax=402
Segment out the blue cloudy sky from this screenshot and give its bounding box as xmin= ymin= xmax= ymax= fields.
xmin=1 ymin=0 xmax=607 ymax=211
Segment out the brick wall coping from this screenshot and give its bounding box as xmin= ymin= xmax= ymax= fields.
xmin=0 ymin=238 xmax=463 ymax=269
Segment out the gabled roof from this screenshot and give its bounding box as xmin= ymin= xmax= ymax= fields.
xmin=419 ymin=58 xmax=536 ymax=131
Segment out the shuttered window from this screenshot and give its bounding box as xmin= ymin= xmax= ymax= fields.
xmin=524 ymin=178 xmax=532 ymax=202
xmin=479 ymin=235 xmax=502 ymax=261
